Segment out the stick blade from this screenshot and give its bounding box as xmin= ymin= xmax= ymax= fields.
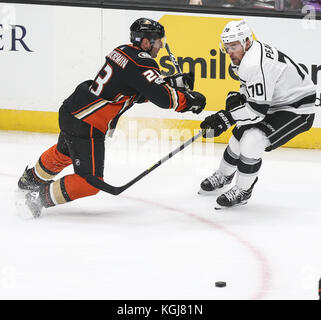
xmin=86 ymin=175 xmax=123 ymax=196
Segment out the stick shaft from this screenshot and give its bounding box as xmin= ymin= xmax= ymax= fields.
xmin=86 ymin=130 xmax=203 ymax=195
xmin=165 ymin=43 xmax=182 ymax=74
xmin=165 ymin=42 xmax=191 ymax=91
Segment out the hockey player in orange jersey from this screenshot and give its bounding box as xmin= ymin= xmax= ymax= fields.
xmin=18 ymin=18 xmax=206 ymax=218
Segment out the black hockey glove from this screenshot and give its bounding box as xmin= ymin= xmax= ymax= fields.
xmin=226 ymin=91 xmax=246 ymax=112
xmin=164 ymin=72 xmax=194 ymax=91
xmin=200 ymin=110 xmax=236 ymax=138
xmin=179 ymin=90 xmax=206 ymax=114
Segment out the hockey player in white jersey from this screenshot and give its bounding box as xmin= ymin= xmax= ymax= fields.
xmin=200 ymin=19 xmax=316 ymax=209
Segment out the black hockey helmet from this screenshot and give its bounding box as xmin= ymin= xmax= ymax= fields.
xmin=130 ymin=18 xmax=165 ymax=47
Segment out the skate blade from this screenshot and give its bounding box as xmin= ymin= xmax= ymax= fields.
xmin=198 ymin=188 xmax=218 ymax=196
xmin=214 ymin=201 xmax=248 ymax=210
xmin=198 ymin=184 xmax=232 ymax=196
xmin=198 ymin=188 xmax=227 ymax=196
xmin=14 ymin=189 xmax=35 ymax=220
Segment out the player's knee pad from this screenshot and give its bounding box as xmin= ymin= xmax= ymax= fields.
xmin=63 ymin=174 xmax=100 ymax=201
xmin=239 ymin=128 xmax=269 ymax=159
xmin=40 ymin=144 xmax=72 ymax=174
xmin=221 ymin=135 xmax=240 ymax=170
xmin=34 ymin=145 xmax=72 ymax=182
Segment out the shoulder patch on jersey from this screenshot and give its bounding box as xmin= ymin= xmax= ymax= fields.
xmin=138 ymin=52 xmax=152 ymax=59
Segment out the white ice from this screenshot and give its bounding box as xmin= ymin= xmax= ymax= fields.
xmin=0 ymin=130 xmax=320 ymax=300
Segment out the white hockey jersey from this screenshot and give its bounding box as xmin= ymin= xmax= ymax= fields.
xmin=230 ymin=40 xmax=316 ymax=126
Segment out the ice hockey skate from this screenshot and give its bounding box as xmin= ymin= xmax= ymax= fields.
xmin=15 ymin=167 xmax=44 ymax=218
xmin=24 ymin=188 xmax=44 ymax=218
xmin=198 ymin=171 xmax=235 ymax=195
xmin=215 ymin=177 xmax=258 ymax=210
xmin=14 ymin=187 xmax=44 ymax=219
xmin=17 ymin=166 xmax=52 ymax=218
xmin=18 ymin=166 xmax=52 ymax=191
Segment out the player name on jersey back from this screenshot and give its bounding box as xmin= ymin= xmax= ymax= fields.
xmin=107 ymin=50 xmax=129 ymax=69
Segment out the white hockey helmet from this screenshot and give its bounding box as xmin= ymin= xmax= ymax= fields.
xmin=220 ymin=20 xmax=253 ymax=52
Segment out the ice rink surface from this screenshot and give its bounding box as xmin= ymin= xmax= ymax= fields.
xmin=0 ymin=130 xmax=320 ymax=300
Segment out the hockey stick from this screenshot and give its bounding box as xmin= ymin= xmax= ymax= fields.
xmin=164 ymin=43 xmax=192 ymax=91
xmin=165 ymin=43 xmax=183 ymax=74
xmin=86 ymin=129 xmax=204 ymax=195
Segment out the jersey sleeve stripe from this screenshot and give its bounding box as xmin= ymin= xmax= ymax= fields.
xmin=235 ymin=116 xmax=260 ymax=123
xmin=170 ymin=87 xmax=179 ymax=110
xmin=164 ymin=83 xmax=179 ymax=110
xmin=162 ymin=84 xmax=173 ymax=109
xmin=230 ymin=103 xmax=263 ymax=124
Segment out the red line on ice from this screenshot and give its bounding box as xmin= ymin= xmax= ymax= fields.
xmin=3 ymin=171 xmax=271 ymax=299
xmin=122 ymin=194 xmax=271 ymax=300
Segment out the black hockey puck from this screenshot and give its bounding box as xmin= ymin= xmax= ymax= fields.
xmin=215 ymin=281 xmax=226 ymax=288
